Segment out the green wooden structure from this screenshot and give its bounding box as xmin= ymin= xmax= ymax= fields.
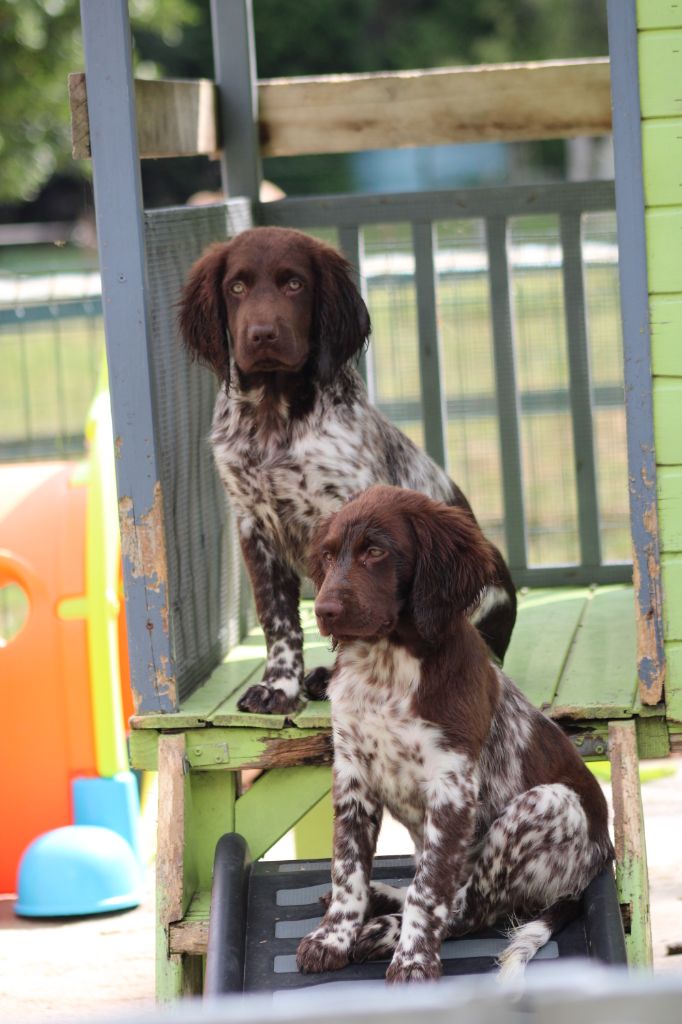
xmin=74 ymin=0 xmax=681 ymax=1000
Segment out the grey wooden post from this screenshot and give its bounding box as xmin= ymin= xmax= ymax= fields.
xmin=486 ymin=216 xmax=528 ymax=573
xmin=607 ymin=0 xmax=665 ymax=703
xmin=412 ymin=221 xmax=448 ymax=469
xmin=560 ymin=212 xmax=602 ymax=568
xmin=210 ymin=0 xmax=262 ymax=203
xmin=81 ymin=0 xmax=177 ymax=713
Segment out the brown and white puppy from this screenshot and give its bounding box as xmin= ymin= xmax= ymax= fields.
xmin=179 ymin=227 xmax=516 ymax=715
xmin=296 ymin=484 xmax=612 ymax=983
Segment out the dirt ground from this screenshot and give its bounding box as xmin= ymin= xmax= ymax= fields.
xmin=1 ymin=758 xmax=681 ymax=1022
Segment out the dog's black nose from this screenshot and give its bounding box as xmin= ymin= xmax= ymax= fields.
xmin=248 ymin=323 xmax=279 ymax=345
xmin=315 ymin=597 xmax=343 ymax=627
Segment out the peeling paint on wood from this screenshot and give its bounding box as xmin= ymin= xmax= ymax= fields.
xmin=632 ymin=544 xmax=666 ymax=705
xmin=118 ymin=483 xmax=168 ymax=596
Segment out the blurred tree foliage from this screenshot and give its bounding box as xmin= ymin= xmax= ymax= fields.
xmin=1 ymin=0 xmax=608 ymax=207
xmin=0 ymin=0 xmax=196 ymax=205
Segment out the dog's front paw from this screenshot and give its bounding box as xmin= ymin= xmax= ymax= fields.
xmin=296 ymin=930 xmax=350 ymax=974
xmin=237 ymin=682 xmax=300 ymax=715
xmin=385 ymin=952 xmax=442 ymax=984
xmin=304 ymin=665 xmax=331 ymax=700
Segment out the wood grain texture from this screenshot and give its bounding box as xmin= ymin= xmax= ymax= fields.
xmin=608 ymin=720 xmax=653 ymax=966
xmin=155 ymin=733 xmax=187 ymax=1000
xmin=70 ymin=72 xmax=218 ymax=160
xmin=258 ymin=59 xmax=612 ymax=156
xmin=70 ymin=59 xmax=611 ymax=162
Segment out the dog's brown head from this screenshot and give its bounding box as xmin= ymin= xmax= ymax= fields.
xmin=309 ymin=485 xmax=499 ymax=646
xmin=178 ymin=227 xmax=370 ymax=388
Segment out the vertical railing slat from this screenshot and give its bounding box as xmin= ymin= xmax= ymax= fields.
xmin=338 ymin=224 xmax=374 ymax=400
xmin=560 ymin=212 xmax=602 ymax=567
xmin=485 ymin=216 xmax=528 ymax=572
xmin=412 ymin=221 xmax=448 ymax=469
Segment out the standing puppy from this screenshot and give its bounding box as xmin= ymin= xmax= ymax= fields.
xmin=179 ymin=227 xmax=516 ymax=715
xmin=296 ymin=485 xmax=612 ymax=982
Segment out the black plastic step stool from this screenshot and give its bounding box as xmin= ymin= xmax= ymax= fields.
xmin=204 ymin=833 xmax=627 ymax=996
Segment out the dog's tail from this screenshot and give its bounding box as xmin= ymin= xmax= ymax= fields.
xmin=497 ymin=899 xmax=579 ymax=982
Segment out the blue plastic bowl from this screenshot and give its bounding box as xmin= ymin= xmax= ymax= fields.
xmin=15 ymin=825 xmax=143 ymax=917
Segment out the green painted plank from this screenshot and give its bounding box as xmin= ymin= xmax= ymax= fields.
xmin=639 ymin=29 xmax=682 ymax=118
xmin=130 ymin=724 xmax=332 ymax=771
xmin=185 ymin=726 xmax=331 ymax=769
xmin=552 ymin=586 xmax=638 ymax=719
xmin=129 ymin=728 xmax=161 ymax=770
xmin=235 ymin=766 xmax=332 ymax=860
xmin=293 ymin=699 xmax=333 ymax=729
xmin=653 ymin=378 xmax=682 ymax=464
xmin=662 ymin=554 xmax=682 ymax=639
xmin=658 ymin=467 xmax=682 ymax=551
xmin=645 ymin=208 xmax=682 ymax=294
xmin=188 ymin=770 xmax=237 ymax=891
xmin=638 ymin=0 xmax=682 ymax=30
xmin=131 ymin=633 xmax=267 ymax=729
xmin=636 ymin=715 xmax=671 ymax=758
xmin=503 ymin=587 xmax=589 ymax=710
xmin=642 ymin=120 xmax=682 ymax=207
xmin=209 ymin=604 xmax=331 ymax=728
xmin=183 ymin=890 xmax=211 ymax=921
xmin=650 ymin=295 xmax=682 ymax=376
xmin=665 ymin=640 xmax=682 ymax=722
xmin=293 ymin=791 xmax=334 ymax=858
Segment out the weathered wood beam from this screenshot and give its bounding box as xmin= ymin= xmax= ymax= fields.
xmin=259 ymin=58 xmax=612 ymax=155
xmin=69 ymin=72 xmax=219 ymax=160
xmin=70 ymin=58 xmax=611 ymax=162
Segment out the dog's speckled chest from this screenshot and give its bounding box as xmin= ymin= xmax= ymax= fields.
xmin=329 ymin=640 xmax=461 ymax=841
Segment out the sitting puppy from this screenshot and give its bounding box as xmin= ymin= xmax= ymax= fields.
xmin=179 ymin=227 xmax=516 ymax=715
xmin=296 ymin=485 xmax=613 ymax=983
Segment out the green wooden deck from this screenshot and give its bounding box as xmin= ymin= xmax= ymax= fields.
xmin=129 ymin=585 xmax=670 ymax=767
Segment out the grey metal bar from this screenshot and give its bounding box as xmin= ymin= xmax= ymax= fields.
xmin=260 ymin=181 xmax=616 ymax=230
xmin=81 ymin=0 xmax=177 ymax=713
xmin=210 ymin=0 xmax=261 ymax=202
xmin=560 ymin=212 xmax=602 ymax=567
xmin=412 ymin=221 xmax=447 ymax=469
xmin=338 ymin=224 xmax=375 ymax=401
xmin=485 ymin=216 xmax=528 ymax=572
xmin=607 ymin=0 xmax=665 ymax=702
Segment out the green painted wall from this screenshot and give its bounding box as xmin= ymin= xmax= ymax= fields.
xmin=638 ymin=0 xmax=682 ymax=721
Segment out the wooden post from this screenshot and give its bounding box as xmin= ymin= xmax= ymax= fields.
xmin=608 ymin=720 xmax=653 ymax=967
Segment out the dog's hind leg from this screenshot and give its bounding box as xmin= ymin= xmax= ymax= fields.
xmin=446 ymin=784 xmax=609 ymax=969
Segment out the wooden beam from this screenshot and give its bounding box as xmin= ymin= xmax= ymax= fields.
xmin=69 ymin=58 xmax=611 ymax=163
xmin=259 ymin=58 xmax=612 ymax=156
xmin=69 ymin=72 xmax=219 ymax=160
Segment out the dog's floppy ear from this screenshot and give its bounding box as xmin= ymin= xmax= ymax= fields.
xmin=312 ymin=244 xmax=371 ymax=386
xmin=409 ymin=502 xmax=499 ymax=645
xmin=178 ymin=242 xmax=231 ymax=384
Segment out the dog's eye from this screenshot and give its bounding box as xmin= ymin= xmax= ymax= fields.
xmin=287 ymin=277 xmax=303 ymax=292
xmin=367 ymin=547 xmax=385 ymax=559
xmin=322 ymin=551 xmax=333 ymax=563
xmin=229 ymin=281 xmax=246 ymax=295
